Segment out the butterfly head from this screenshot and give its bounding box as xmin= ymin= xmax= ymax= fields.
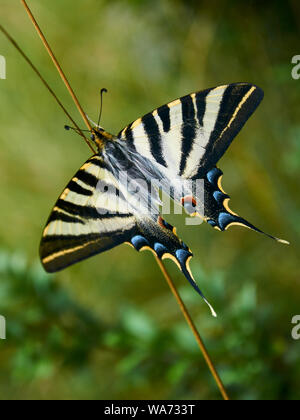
xmin=90 ymin=128 xmax=115 ymax=150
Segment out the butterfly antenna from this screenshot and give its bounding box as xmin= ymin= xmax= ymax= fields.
xmin=0 ymin=23 xmax=95 ymax=154
xmin=97 ymin=88 xmax=108 ymax=128
xmin=65 ymin=125 xmax=92 ymax=135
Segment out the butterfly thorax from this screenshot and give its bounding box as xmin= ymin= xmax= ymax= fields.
xmin=92 ymin=128 xmax=116 ymax=150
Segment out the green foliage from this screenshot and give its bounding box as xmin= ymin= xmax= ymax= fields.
xmin=0 ymin=251 xmax=299 ymax=400
xmin=0 ymin=0 xmax=299 ymax=400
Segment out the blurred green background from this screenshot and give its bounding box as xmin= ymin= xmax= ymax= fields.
xmin=0 ymin=0 xmax=299 ymax=400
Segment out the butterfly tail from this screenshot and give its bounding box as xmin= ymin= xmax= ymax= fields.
xmin=130 ymin=216 xmax=217 ymax=317
xmin=175 ymin=249 xmax=217 ymax=317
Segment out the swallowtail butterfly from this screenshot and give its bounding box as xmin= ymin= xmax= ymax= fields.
xmin=40 ymin=83 xmax=288 ymax=316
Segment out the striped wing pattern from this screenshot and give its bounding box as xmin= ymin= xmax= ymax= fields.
xmin=118 ymin=83 xmax=264 ymax=179
xmin=40 ymin=155 xmax=137 ymax=273
xmin=40 ymin=157 xmax=216 ymax=314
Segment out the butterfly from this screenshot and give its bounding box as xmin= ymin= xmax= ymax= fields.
xmin=40 ymin=83 xmax=288 ymax=316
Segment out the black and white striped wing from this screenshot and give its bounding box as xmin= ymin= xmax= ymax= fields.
xmin=118 ymin=83 xmax=264 ymax=179
xmin=40 ymin=155 xmax=137 ymax=273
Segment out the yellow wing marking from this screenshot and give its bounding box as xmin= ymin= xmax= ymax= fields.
xmin=42 ymin=239 xmax=99 ymax=265
xmin=131 ymin=117 xmax=142 ymax=130
xmin=219 ymin=86 xmax=256 ymax=140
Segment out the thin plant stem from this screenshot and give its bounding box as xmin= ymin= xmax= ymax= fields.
xmin=156 ymin=257 xmax=230 ymax=401
xmin=21 ymin=0 xmax=93 ymax=133
xmin=21 ymin=0 xmax=230 ymax=401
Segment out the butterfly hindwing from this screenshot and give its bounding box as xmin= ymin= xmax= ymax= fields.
xmin=202 ymin=167 xmax=288 ymax=243
xmin=129 ymin=215 xmax=217 ymax=316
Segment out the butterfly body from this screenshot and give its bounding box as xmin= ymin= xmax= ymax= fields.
xmin=40 ymin=83 xmax=288 ymax=315
xmin=92 ymin=128 xmax=116 ymax=150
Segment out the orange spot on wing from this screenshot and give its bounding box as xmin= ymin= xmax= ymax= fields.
xmin=181 ymin=196 xmax=197 ymax=207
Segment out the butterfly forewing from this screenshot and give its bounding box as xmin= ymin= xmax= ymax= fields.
xmin=40 ymin=155 xmax=137 ymax=273
xmin=118 ymin=83 xmax=264 ymax=179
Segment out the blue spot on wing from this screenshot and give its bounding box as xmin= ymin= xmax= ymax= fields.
xmin=218 ymin=212 xmax=236 ymax=230
xmin=207 ymin=167 xmax=222 ymax=186
xmin=131 ymin=235 xmax=149 ymax=250
xmin=154 ymin=242 xmax=168 ymax=258
xmin=213 ymin=191 xmax=226 ymax=205
xmin=175 ymin=249 xmax=192 ymax=265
